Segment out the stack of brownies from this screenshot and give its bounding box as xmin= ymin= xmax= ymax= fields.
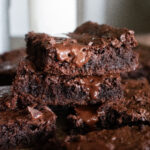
xmin=12 ymin=21 xmax=138 ymax=131
xmin=2 ymin=22 xmax=150 ymax=149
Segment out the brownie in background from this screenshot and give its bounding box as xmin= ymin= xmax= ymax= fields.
xmin=0 ymin=48 xmax=26 ymax=85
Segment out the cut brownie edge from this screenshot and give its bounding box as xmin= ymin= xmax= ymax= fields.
xmin=12 ymin=59 xmax=123 ymax=108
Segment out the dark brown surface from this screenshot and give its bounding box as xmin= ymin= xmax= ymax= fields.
xmin=67 ymin=78 xmax=150 ymax=130
xmin=0 ymin=48 xmax=26 ymax=85
xmin=122 ymin=45 xmax=150 ymax=82
xmin=12 ymin=59 xmax=123 ymax=107
xmin=38 ymin=125 xmax=150 ymax=150
xmin=63 ymin=125 xmax=150 ymax=150
xmin=26 ymin=21 xmax=138 ymax=76
xmin=0 ymin=104 xmax=56 ymax=149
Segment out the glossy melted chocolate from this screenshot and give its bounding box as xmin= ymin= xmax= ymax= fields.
xmin=79 ymin=76 xmax=103 ymax=99
xmin=75 ymin=106 xmax=99 ymax=127
xmin=55 ymin=39 xmax=91 ymax=67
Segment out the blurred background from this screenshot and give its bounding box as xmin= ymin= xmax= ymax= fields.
xmin=0 ymin=0 xmax=150 ymax=53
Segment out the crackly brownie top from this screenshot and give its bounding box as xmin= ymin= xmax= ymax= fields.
xmin=64 ymin=125 xmax=150 ymax=150
xmin=26 ymin=22 xmax=137 ymax=68
xmin=0 ymin=48 xmax=26 ymax=74
xmin=0 ymin=105 xmax=56 ymax=125
xmin=69 ymin=21 xmax=137 ymax=48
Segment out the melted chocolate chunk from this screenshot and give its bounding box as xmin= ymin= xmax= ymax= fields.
xmin=75 ymin=106 xmax=99 ymax=127
xmin=76 ymin=76 xmax=105 ymax=99
xmin=55 ymin=39 xmax=91 ymax=67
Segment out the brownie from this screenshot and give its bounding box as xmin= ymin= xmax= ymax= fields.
xmin=0 ymin=48 xmax=26 ymax=85
xmin=0 ymin=105 xmax=56 ymax=149
xmin=67 ymin=78 xmax=150 ymax=130
xmin=26 ymin=21 xmax=138 ymax=76
xmin=63 ymin=125 xmax=150 ymax=150
xmin=12 ymin=59 xmax=123 ymax=107
xmin=122 ymin=45 xmax=150 ymax=82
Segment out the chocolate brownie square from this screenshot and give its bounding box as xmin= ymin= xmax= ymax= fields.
xmin=67 ymin=78 xmax=150 ymax=130
xmin=12 ymin=59 xmax=123 ymax=107
xmin=26 ymin=21 xmax=138 ymax=76
xmin=0 ymin=48 xmax=26 ymax=85
xmin=0 ymin=105 xmax=56 ymax=149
